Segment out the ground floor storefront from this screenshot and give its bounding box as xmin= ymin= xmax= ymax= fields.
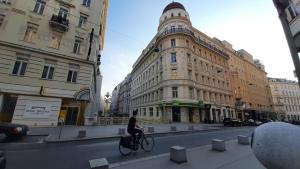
xmin=134 ymin=100 xmax=235 ymax=124
xmin=0 ymin=93 xmax=93 ymax=126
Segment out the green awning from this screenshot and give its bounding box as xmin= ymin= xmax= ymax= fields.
xmin=159 ymin=100 xmax=204 ymax=108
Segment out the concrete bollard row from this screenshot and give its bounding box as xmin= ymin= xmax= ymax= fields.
xmin=237 ymin=135 xmax=249 ymax=145
xmin=170 ymin=126 xmax=177 ymax=131
xmin=212 ymin=139 xmax=226 ymax=151
xmin=118 ymin=128 xmax=126 ymax=135
xmin=170 ymin=146 xmax=187 ymax=164
xmin=188 ymin=125 xmax=194 ymax=131
xmin=89 ymin=158 xmax=109 ymax=169
xmin=148 ymin=126 xmax=155 ymax=133
xmin=77 ymin=130 xmax=86 ymax=138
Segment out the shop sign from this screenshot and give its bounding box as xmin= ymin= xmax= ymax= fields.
xmin=24 ymin=101 xmax=53 ymax=119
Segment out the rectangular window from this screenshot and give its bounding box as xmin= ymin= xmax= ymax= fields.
xmin=12 ymin=58 xmax=28 ymax=76
xmin=171 ymin=26 xmax=175 ymax=32
xmin=187 ymin=53 xmax=191 ymax=63
xmin=0 ymin=14 xmax=5 ymax=27
xmin=171 ymin=53 xmax=176 ymax=63
xmin=24 ymin=25 xmax=38 ymax=43
xmin=78 ymin=14 xmax=88 ymax=28
xmin=143 ymin=108 xmax=146 ymax=116
xmin=67 ymin=64 xmax=79 ymax=83
xmin=33 ymin=0 xmax=46 ymax=15
xmin=188 ymin=70 xmax=192 ymax=79
xmin=73 ymin=38 xmax=83 ymax=54
xmin=58 ymin=8 xmax=68 ymax=19
xmin=288 ymin=6 xmax=297 ymax=20
xmin=189 ymin=87 xmax=194 ymax=99
xmin=49 ymin=32 xmax=62 ymax=49
xmin=150 ymin=108 xmax=153 ymax=117
xmin=83 ymin=0 xmax=91 ymax=7
xmin=41 ymin=65 xmax=55 ymax=79
xmin=178 ymin=25 xmax=182 ymax=30
xmin=1 ymin=0 xmax=10 ymax=4
xmin=156 ymin=107 xmax=159 ymax=117
xmin=172 ymin=87 xmax=178 ymax=98
xmin=171 ymin=39 xmax=176 ymax=47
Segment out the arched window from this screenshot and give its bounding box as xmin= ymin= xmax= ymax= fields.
xmin=178 ymin=13 xmax=181 ymax=17
xmin=171 ymin=13 xmax=174 ymax=17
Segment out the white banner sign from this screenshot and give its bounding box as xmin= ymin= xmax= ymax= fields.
xmin=24 ymin=101 xmax=52 ymax=119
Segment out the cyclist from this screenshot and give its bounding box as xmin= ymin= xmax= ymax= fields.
xmin=127 ymin=109 xmax=143 ymax=146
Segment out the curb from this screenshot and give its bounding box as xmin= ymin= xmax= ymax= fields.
xmin=43 ymin=128 xmax=221 ymax=143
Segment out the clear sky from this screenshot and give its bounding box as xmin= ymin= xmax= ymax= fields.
xmin=100 ymin=0 xmax=297 ymax=96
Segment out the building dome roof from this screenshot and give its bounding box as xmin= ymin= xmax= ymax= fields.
xmin=163 ymin=2 xmax=186 ymax=14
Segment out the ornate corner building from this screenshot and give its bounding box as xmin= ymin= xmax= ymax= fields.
xmin=0 ymin=0 xmax=108 ymax=126
xmin=130 ymin=2 xmax=235 ymax=123
xmin=125 ymin=2 xmax=274 ymax=123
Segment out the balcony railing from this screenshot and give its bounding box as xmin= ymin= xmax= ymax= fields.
xmin=158 ymin=28 xmax=229 ymax=57
xmin=49 ymin=14 xmax=69 ymax=32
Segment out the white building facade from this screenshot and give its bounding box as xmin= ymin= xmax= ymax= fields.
xmin=0 ymin=0 xmax=108 ymax=126
xmin=129 ymin=2 xmax=235 ymax=124
xmin=269 ymin=78 xmax=300 ymax=121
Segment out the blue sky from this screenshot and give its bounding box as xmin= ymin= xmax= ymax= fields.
xmin=101 ymin=0 xmax=296 ymax=95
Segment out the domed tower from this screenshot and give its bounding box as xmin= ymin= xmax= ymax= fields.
xmin=158 ymin=2 xmax=192 ymax=33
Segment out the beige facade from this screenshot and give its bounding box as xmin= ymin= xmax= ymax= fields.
xmin=129 ymin=2 xmax=235 ymax=124
xmin=217 ymin=40 xmax=274 ymax=121
xmin=0 ymin=0 xmax=108 ymax=126
xmin=269 ymin=78 xmax=300 ymax=121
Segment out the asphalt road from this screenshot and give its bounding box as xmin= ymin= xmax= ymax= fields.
xmin=1 ymin=127 xmax=255 ymax=169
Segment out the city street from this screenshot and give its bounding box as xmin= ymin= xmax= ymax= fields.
xmin=1 ymin=127 xmax=255 ymax=169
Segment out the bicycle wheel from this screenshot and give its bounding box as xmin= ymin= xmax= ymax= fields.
xmin=119 ymin=140 xmax=133 ymax=156
xmin=141 ymin=135 xmax=155 ymax=152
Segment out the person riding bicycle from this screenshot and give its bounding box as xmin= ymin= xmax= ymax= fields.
xmin=127 ymin=109 xmax=143 ymax=145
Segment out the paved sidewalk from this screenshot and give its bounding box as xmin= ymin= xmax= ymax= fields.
xmin=27 ymin=123 xmax=223 ymax=143
xmin=110 ymin=140 xmax=266 ymax=169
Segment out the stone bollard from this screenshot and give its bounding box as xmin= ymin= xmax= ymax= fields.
xmin=237 ymin=135 xmax=249 ymax=145
xmin=188 ymin=125 xmax=194 ymax=131
xmin=170 ymin=146 xmax=187 ymax=163
xmin=77 ymin=130 xmax=86 ymax=138
xmin=148 ymin=126 xmax=155 ymax=133
xmin=170 ymin=126 xmax=177 ymax=131
xmin=118 ymin=128 xmax=126 ymax=135
xmin=89 ymin=158 xmax=109 ymax=169
xmin=212 ymin=139 xmax=226 ymax=151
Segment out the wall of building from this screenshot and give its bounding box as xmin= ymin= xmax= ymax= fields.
xmin=0 ymin=0 xmax=107 ymax=126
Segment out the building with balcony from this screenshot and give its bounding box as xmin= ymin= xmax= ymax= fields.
xmin=273 ymin=0 xmax=300 ymax=84
xmin=129 ymin=2 xmax=235 ymax=124
xmin=268 ymin=77 xmax=300 ymax=121
xmin=0 ymin=0 xmax=108 ymax=126
xmin=213 ymin=40 xmax=275 ymax=121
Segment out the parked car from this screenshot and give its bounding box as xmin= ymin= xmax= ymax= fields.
xmin=0 ymin=123 xmax=29 ymax=139
xmin=223 ymin=118 xmax=242 ymax=127
xmin=290 ymin=120 xmax=300 ymax=125
xmin=254 ymin=120 xmax=263 ymax=126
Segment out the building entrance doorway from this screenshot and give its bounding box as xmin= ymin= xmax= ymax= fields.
xmin=65 ymin=107 xmax=79 ymax=125
xmin=188 ymin=108 xmax=193 ymax=122
xmin=172 ymin=107 xmax=181 ymax=122
xmin=0 ymin=95 xmax=17 ymax=122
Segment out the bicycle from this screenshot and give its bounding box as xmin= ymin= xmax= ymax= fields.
xmin=119 ymin=129 xmax=155 ymax=156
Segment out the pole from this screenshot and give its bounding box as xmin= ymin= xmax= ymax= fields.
xmin=273 ymin=0 xmax=300 ymax=86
